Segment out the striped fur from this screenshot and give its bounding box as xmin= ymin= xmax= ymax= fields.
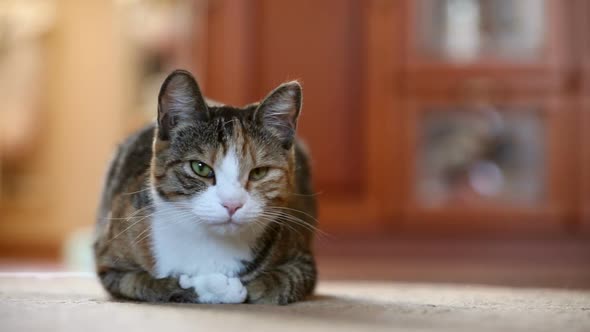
xmin=94 ymin=70 xmax=317 ymax=305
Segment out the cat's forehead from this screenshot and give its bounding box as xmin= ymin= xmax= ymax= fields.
xmin=169 ymin=105 xmax=285 ymax=162
xmin=209 ymin=105 xmax=257 ymax=120
xmin=208 ymin=105 xmax=256 ymax=145
xmin=171 ymin=107 xmax=250 ymax=146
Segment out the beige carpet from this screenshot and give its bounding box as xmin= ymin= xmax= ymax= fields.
xmin=0 ymin=274 xmax=589 ymax=332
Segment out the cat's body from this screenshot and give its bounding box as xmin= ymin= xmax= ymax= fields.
xmin=94 ymin=70 xmax=317 ymax=304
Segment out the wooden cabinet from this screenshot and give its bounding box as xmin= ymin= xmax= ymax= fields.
xmin=195 ymin=0 xmax=587 ymax=235
xmin=198 ymin=0 xmax=386 ymax=232
xmin=4 ymin=0 xmax=588 ymax=260
xmin=394 ymin=0 xmax=580 ymax=233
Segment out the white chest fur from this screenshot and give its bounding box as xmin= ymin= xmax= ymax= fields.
xmin=150 ymin=206 xmax=255 ymax=279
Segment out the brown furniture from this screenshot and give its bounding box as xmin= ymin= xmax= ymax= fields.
xmin=396 ymin=0 xmax=579 ymax=234
xmin=197 ymin=0 xmax=589 ymax=235
xmin=1 ymin=1 xmax=588 ymax=261
xmin=194 ymin=0 xmax=382 ymax=233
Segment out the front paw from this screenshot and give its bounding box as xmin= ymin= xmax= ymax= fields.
xmin=179 ymin=274 xmax=247 ymax=304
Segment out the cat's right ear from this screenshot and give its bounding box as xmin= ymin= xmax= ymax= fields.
xmin=157 ymin=69 xmax=208 ymax=140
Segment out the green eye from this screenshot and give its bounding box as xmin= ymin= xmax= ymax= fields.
xmin=249 ymin=167 xmax=269 ymax=181
xmin=190 ymin=161 xmax=214 ymax=178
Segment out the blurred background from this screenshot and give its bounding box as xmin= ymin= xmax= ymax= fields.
xmin=0 ymin=0 xmax=589 ymax=288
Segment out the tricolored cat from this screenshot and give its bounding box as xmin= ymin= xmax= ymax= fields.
xmin=94 ymin=70 xmax=317 ymax=304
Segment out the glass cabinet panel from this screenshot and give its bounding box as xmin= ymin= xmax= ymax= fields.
xmin=416 ymin=106 xmax=545 ymax=207
xmin=416 ymin=0 xmax=546 ymax=62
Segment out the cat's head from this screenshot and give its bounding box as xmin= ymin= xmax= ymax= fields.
xmin=150 ymin=69 xmax=302 ymax=235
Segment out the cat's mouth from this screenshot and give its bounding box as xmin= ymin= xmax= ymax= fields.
xmin=213 ymin=219 xmax=237 ymax=225
xmin=207 ymin=217 xmax=246 ymax=228
xmin=206 ymin=218 xmax=248 ymax=234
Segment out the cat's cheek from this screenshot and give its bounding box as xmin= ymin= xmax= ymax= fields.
xmin=232 ymin=197 xmax=265 ymax=225
xmin=189 ymin=187 xmax=228 ymax=224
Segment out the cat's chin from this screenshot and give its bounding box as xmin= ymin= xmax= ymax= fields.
xmin=205 ymin=220 xmax=250 ymax=236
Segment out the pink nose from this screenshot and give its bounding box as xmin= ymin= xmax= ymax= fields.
xmin=223 ymin=202 xmax=244 ymax=216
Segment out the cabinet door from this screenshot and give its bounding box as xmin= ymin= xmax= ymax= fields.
xmin=197 ymin=0 xmax=385 ymax=232
xmin=255 ymin=0 xmax=363 ymax=197
xmin=403 ymin=0 xmax=567 ymax=94
xmin=404 ymin=98 xmax=577 ymax=232
xmin=254 ymin=0 xmax=386 ymax=231
xmin=410 ymin=0 xmax=561 ymax=65
xmin=414 ymin=0 xmax=548 ymax=62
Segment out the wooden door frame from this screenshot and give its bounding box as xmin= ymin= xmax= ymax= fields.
xmin=582 ymin=99 xmax=590 ymax=233
xmin=579 ymin=0 xmax=590 ymax=233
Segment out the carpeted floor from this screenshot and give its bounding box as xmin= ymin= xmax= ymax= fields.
xmin=0 ymin=274 xmax=589 ymax=332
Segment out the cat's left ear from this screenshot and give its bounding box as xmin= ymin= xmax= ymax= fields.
xmin=254 ymin=81 xmax=302 ymax=148
xmin=157 ymin=69 xmax=208 ymax=140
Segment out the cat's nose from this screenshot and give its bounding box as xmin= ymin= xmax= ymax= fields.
xmin=223 ymin=201 xmax=244 ymax=216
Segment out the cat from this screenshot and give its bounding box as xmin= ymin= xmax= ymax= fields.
xmin=93 ymin=69 xmax=317 ymax=305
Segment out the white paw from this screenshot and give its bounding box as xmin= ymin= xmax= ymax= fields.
xmin=178 ymin=273 xmax=247 ymax=304
xmin=178 ymin=274 xmax=193 ymax=289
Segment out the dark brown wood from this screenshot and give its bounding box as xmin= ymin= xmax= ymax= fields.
xmin=582 ymin=100 xmax=590 ymax=233
xmin=254 ymin=0 xmax=365 ymax=198
xmin=197 ymin=0 xmax=258 ymax=105
xmin=581 ymin=0 xmax=590 ymax=232
xmin=365 ymin=0 xmax=405 ymax=229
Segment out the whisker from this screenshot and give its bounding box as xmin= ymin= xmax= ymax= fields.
xmin=266 ymin=206 xmax=319 ymax=223
xmin=120 ymin=185 xmax=158 ymax=196
xmin=286 ymin=191 xmax=324 ymax=197
xmin=98 ymin=204 xmax=155 ymax=222
xmin=130 ymin=216 xmax=206 ymax=247
xmin=262 ymin=215 xmax=319 ymax=237
xmin=107 ymin=208 xmax=203 ymax=243
xmin=261 ymin=210 xmax=331 ymax=238
xmin=259 ymin=213 xmax=310 ymax=236
xmin=222 ymin=118 xmax=239 ymax=127
xmin=256 ymin=215 xmax=303 ymax=238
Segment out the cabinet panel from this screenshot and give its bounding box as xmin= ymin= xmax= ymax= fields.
xmin=403 ymin=98 xmax=576 ymax=231
xmin=198 ymin=0 xmax=385 ymax=232
xmin=416 ymin=107 xmax=545 ymax=207
xmin=408 ymin=0 xmax=563 ymax=67
xmin=255 ymin=0 xmax=365 ymax=197
xmin=402 ymin=0 xmax=568 ymax=97
xmin=415 ymin=0 xmax=546 ymax=63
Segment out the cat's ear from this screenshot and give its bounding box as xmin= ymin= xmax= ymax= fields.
xmin=254 ymin=81 xmax=302 ymax=148
xmin=157 ymin=69 xmax=208 ymax=140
